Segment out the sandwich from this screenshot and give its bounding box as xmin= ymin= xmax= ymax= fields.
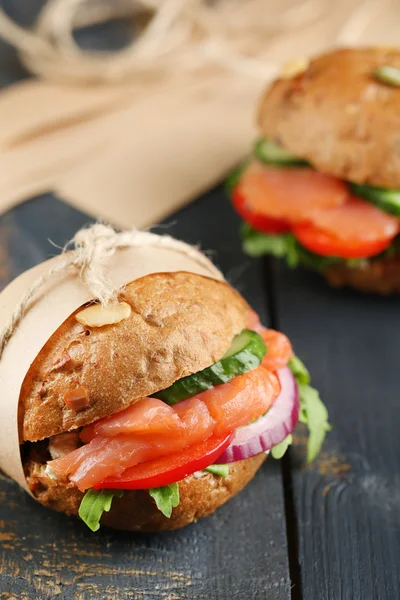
xmin=231 ymin=47 xmax=400 ymax=294
xmin=21 ymin=272 xmax=329 ymax=532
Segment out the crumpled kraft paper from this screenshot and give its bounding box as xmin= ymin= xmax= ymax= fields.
xmin=0 ymin=71 xmax=261 ymax=226
xmin=0 ymin=0 xmax=397 ymax=228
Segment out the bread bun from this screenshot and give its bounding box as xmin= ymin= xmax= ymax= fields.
xmin=24 ymin=451 xmax=266 ymax=532
xmin=258 ymin=47 xmax=400 ymax=188
xmin=325 ymin=257 xmax=400 ymax=295
xmin=20 ymin=272 xmax=248 ymax=442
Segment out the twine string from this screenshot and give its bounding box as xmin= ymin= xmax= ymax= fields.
xmin=0 ymin=0 xmax=332 ymax=83
xmin=0 ymin=224 xmax=222 ymax=359
xmin=0 ymin=0 xmax=387 ymax=84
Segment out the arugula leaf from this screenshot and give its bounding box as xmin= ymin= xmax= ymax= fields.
xmin=288 ymin=356 xmax=310 ymax=385
xmin=240 ymin=224 xmax=340 ymax=270
xmin=289 ymin=356 xmax=331 ymax=462
xmin=149 ymin=483 xmax=180 ymax=518
xmin=297 ymin=383 xmax=331 ymax=462
xmin=79 ymin=488 xmax=123 ymax=532
xmin=204 ymin=464 xmax=229 ymax=477
xmin=241 ymin=223 xmax=294 ymax=259
xmin=271 ymin=434 xmax=293 ymax=459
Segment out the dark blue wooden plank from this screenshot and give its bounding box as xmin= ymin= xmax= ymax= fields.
xmin=272 ymin=262 xmax=400 ymax=600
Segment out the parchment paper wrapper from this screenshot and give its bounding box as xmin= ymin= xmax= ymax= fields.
xmin=0 ymin=236 xmax=223 ymax=493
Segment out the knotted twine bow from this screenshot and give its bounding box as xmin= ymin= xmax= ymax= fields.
xmin=0 ymin=224 xmax=223 ymax=359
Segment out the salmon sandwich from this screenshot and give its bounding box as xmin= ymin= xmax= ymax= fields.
xmin=231 ymin=47 xmax=400 ymax=294
xmin=22 ymin=272 xmax=329 ymax=532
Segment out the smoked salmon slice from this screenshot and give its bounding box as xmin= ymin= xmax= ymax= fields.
xmin=48 ymin=365 xmax=279 ymax=491
xmin=238 ymin=162 xmax=348 ymax=222
xmin=259 ymin=329 xmax=293 ymax=371
xmin=201 ymin=367 xmax=280 ymax=436
xmin=81 ymin=397 xmax=184 ymax=442
xmin=173 ymin=398 xmax=215 ymax=445
xmin=308 ymin=195 xmax=399 ymax=242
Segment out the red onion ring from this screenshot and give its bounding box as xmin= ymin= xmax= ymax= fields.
xmin=215 ymin=367 xmax=299 ymax=463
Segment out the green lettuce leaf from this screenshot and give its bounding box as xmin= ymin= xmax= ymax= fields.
xmin=345 ymin=258 xmax=370 ymax=269
xmin=204 ymin=464 xmax=229 ymax=477
xmin=271 ymin=434 xmax=293 ymax=459
xmin=149 ymin=483 xmax=180 ymax=518
xmin=241 ymin=224 xmax=340 ymax=271
xmin=289 ymin=356 xmax=331 ymax=462
xmin=79 ymin=488 xmax=123 ymax=532
xmin=288 ymin=356 xmax=310 ymax=385
xmin=241 ymin=223 xmax=295 ymax=260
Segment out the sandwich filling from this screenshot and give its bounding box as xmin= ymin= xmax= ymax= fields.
xmin=231 ymin=139 xmax=400 ymax=270
xmin=24 ymin=310 xmax=328 ymax=531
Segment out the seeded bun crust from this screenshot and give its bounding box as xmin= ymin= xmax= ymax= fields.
xmin=24 ymin=452 xmax=266 ymax=532
xmin=258 ymin=47 xmax=400 ymax=188
xmin=325 ymin=257 xmax=400 ymax=295
xmin=20 ymin=272 xmax=249 ymax=443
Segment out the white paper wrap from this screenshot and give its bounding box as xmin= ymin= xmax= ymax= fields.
xmin=0 ymin=236 xmax=223 ymax=493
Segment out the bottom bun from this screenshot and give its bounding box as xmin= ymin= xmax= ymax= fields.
xmin=25 ymin=453 xmax=266 ymax=532
xmin=325 ymin=257 xmax=400 ymax=295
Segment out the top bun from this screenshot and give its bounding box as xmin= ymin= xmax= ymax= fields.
xmin=258 ymin=47 xmax=400 ymax=188
xmin=20 ymin=272 xmax=248 ymax=442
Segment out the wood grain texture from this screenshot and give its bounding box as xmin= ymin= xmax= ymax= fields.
xmin=272 ymin=261 xmax=400 ymax=600
xmin=0 ymin=192 xmax=291 ymax=599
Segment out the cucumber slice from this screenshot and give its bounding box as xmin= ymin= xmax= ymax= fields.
xmin=254 ymin=138 xmax=308 ymax=167
xmin=152 ymin=329 xmax=266 ymax=405
xmin=350 ymin=182 xmax=400 ymax=217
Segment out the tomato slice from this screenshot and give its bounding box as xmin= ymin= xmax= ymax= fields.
xmin=94 ymin=434 xmax=232 ymax=490
xmin=292 ymin=222 xmax=394 ymax=259
xmin=232 ymin=187 xmax=290 ymax=234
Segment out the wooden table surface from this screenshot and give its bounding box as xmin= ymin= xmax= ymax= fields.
xmin=0 ymin=3 xmax=399 ymax=599
xmin=1 ymin=189 xmax=400 ymax=600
